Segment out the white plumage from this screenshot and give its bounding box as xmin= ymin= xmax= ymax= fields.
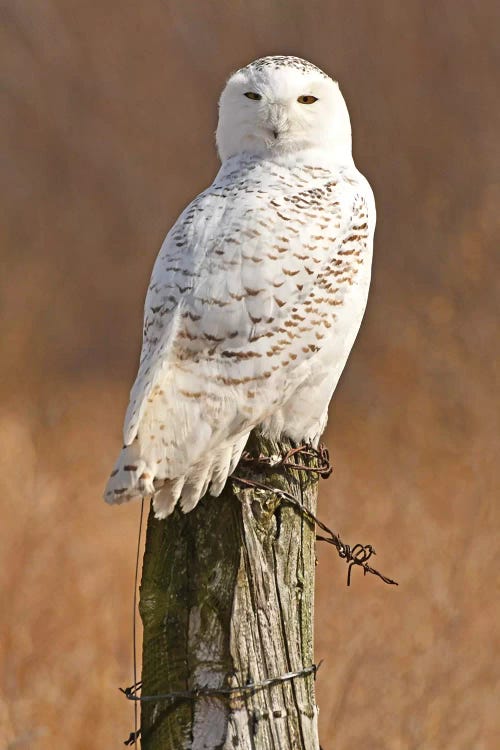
xmin=104 ymin=56 xmax=375 ymax=518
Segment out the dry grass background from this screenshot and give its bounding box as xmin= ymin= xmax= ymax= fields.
xmin=1 ymin=1 xmax=499 ymax=748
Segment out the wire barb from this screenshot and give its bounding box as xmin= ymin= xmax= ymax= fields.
xmin=232 ymin=471 xmax=398 ymax=588
xmin=123 ymin=730 xmax=141 ymax=746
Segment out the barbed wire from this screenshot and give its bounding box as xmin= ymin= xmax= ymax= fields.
xmin=130 ymin=499 xmax=144 ymax=747
xmin=234 ymin=443 xmax=397 ymax=588
xmin=121 ymin=663 xmax=321 ymax=744
xmin=122 ymin=661 xmax=320 ymax=703
xmin=240 ymin=442 xmax=333 ymax=478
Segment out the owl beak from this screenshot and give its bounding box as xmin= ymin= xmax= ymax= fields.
xmin=268 ymin=104 xmax=289 ymax=141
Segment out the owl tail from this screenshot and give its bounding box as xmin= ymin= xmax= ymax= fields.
xmin=103 ymin=441 xmax=156 ymax=506
xmin=104 ymin=433 xmax=249 ymax=516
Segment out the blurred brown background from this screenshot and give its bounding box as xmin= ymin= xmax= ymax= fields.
xmin=1 ymin=1 xmax=499 ymax=748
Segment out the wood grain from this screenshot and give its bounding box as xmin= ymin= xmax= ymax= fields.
xmin=139 ymin=432 xmax=320 ymax=749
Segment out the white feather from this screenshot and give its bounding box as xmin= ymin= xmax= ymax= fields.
xmin=104 ymin=56 xmax=375 ymax=516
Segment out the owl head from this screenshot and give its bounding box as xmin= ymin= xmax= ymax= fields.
xmin=216 ymin=56 xmax=352 ymax=164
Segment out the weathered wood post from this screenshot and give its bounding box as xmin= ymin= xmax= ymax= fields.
xmin=138 ymin=431 xmax=321 ymax=749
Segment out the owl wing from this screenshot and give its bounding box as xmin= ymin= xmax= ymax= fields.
xmin=123 ymin=197 xmax=211 ymax=445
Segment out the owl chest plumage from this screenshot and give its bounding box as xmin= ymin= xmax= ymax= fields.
xmin=147 ymin=158 xmax=371 ymax=374
xmin=121 ymin=155 xmax=373 ymax=456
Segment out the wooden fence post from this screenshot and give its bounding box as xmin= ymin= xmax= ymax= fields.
xmin=138 ymin=431 xmax=321 ymax=749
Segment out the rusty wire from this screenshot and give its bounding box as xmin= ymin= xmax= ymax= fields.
xmin=233 ymin=443 xmax=397 ymax=588
xmin=240 ymin=442 xmax=333 ymax=478
xmin=122 ymin=662 xmax=320 ymax=703
xmin=121 ymin=662 xmax=322 ymax=742
xmin=130 ymin=499 xmax=145 ymax=748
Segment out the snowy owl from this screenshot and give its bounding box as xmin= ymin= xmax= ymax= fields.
xmin=104 ymin=55 xmax=375 ymax=518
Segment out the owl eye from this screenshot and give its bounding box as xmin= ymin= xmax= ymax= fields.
xmin=244 ymin=92 xmax=262 ymax=101
xmin=297 ymin=95 xmax=318 ymax=104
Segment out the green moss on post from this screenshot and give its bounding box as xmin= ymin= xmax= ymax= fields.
xmin=139 ymin=432 xmax=321 ymax=749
